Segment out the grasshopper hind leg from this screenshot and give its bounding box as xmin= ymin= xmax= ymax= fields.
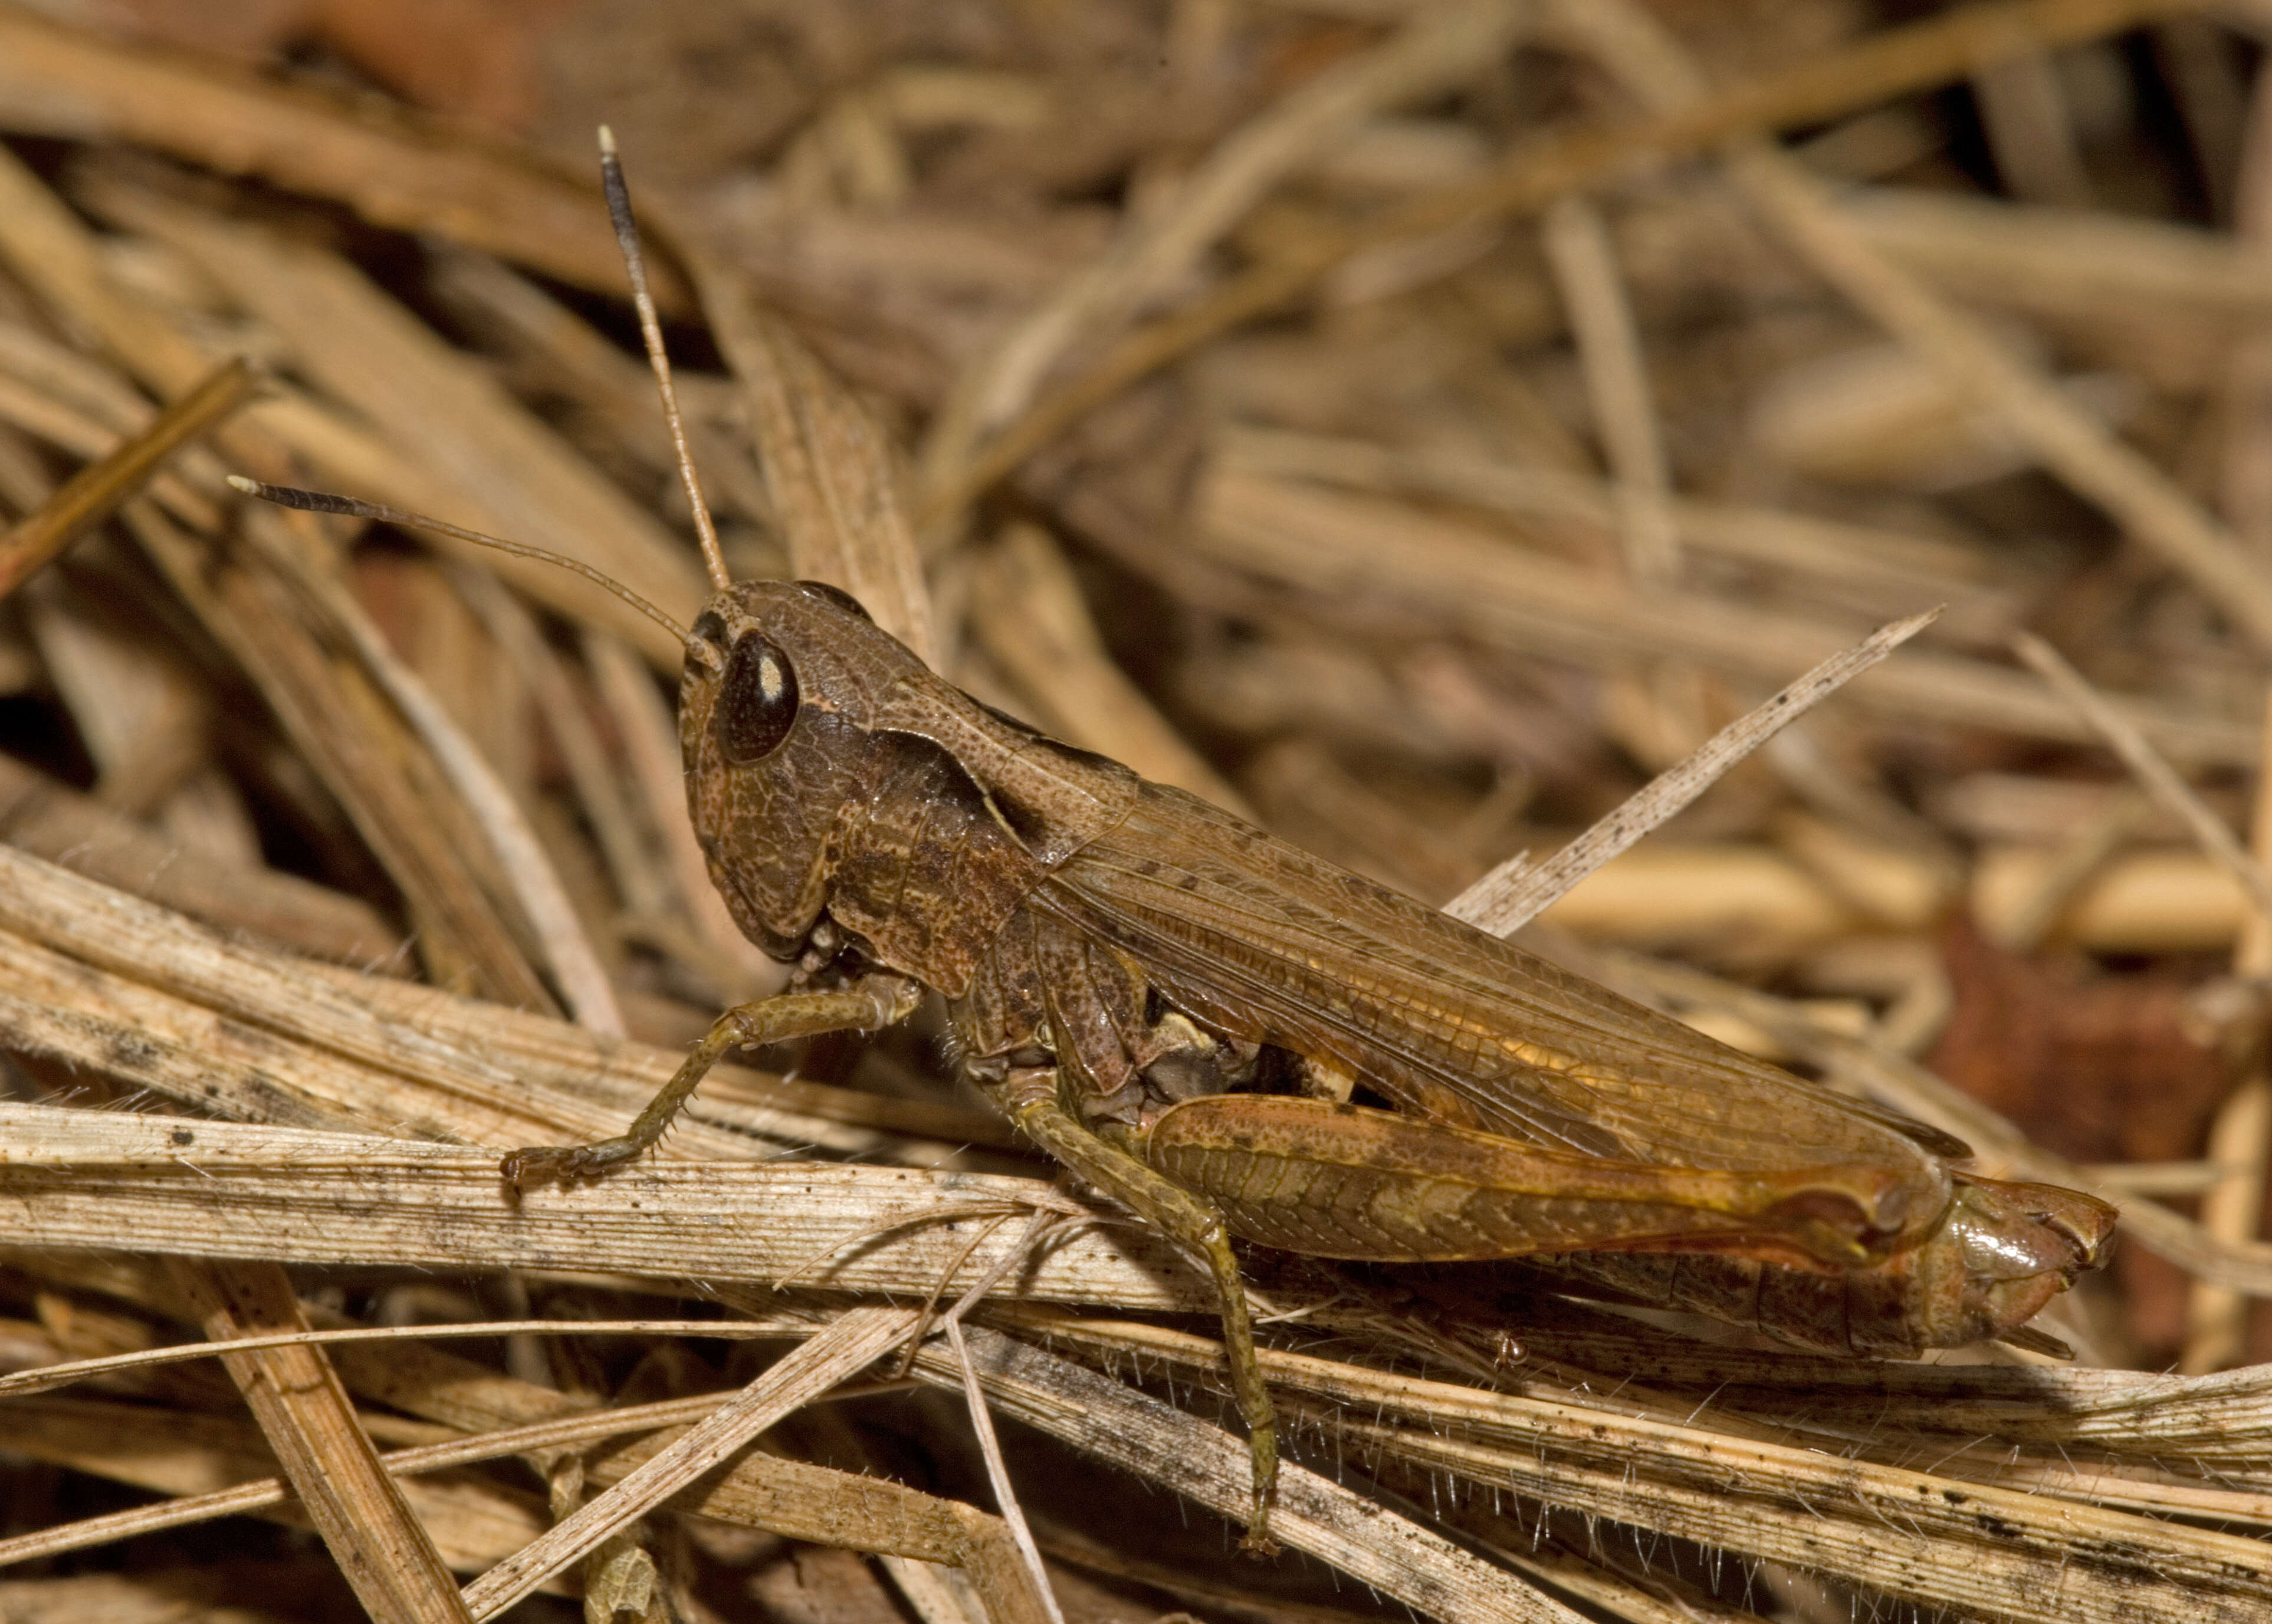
xmin=992 ymin=1066 xmax=1282 ymax=1554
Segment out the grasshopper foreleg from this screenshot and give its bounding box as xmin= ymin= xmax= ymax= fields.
xmin=503 ymin=975 xmax=920 ymax=1186
xmin=999 ymin=1071 xmax=1282 ymax=1556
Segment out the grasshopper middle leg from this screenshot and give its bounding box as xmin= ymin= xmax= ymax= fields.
xmin=999 ymin=1070 xmax=1282 ymax=1554
xmin=503 ymin=975 xmax=920 ymax=1185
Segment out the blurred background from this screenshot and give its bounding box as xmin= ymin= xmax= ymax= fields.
xmin=2 ymin=0 xmax=2272 ymax=1616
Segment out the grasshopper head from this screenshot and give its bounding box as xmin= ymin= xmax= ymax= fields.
xmin=679 ymin=578 xmax=924 ymax=961
xmin=679 ymin=578 xmax=1138 ymax=988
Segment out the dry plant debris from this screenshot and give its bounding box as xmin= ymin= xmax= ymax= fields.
xmin=5 ymin=0 xmax=2272 ymax=1618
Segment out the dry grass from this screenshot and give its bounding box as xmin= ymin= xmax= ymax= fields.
xmin=2 ymin=0 xmax=2272 ymax=1618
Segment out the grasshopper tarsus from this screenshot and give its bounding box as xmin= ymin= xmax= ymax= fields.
xmin=1239 ymin=1451 xmax=1282 ymax=1556
xmin=499 ymin=1140 xmax=626 ymax=1189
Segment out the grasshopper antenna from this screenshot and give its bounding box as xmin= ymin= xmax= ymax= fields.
xmin=597 ymin=125 xmax=731 ymax=593
xmin=226 ymin=477 xmax=692 ymax=645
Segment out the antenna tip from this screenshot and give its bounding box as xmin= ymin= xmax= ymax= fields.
xmin=598 ymin=124 xmax=618 ymax=157
xmin=225 ymin=474 xmax=260 ymax=495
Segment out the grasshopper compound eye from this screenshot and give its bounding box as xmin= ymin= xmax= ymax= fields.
xmin=714 ymin=632 xmax=799 ymax=763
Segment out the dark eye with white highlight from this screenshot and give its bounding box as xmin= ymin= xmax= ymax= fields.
xmin=714 ymin=632 xmax=799 ymax=762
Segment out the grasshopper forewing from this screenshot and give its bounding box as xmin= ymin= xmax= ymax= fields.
xmin=237 ymin=136 xmax=2115 ymax=1557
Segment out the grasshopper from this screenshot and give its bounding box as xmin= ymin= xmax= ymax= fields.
xmin=235 ymin=135 xmax=2115 ymax=1554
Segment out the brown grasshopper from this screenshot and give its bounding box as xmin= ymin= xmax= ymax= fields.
xmin=234 ymin=134 xmax=2115 ymax=1554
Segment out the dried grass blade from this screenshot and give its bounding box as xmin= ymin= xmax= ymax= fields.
xmin=2186 ymin=739 xmax=2272 ymax=1368
xmin=276 ymin=553 xmax=623 ymax=1034
xmin=1732 ymin=149 xmax=2272 ymax=653
xmin=170 ymin=1260 xmax=472 ymax=1624
xmin=3 ymin=1351 xmax=1048 ymax=1620
xmin=922 ymin=0 xmax=2207 ymax=521
xmin=459 ymin=572 xmax=671 ymax=928
xmin=0 ymin=975 xmax=397 ymax=1138
xmin=877 ymin=1556 xmax=990 ymax=1624
xmin=596 ymin=1439 xmax=1056 ymax=1624
xmin=0 ymin=1104 xmax=1199 ymax=1310
xmin=1214 ymin=426 xmax=2024 ymax=626
xmin=691 ymin=251 xmax=937 ymax=663
xmin=1449 ymin=609 xmax=1937 ymax=934
xmin=94 ymin=186 xmax=705 ymax=666
xmin=2013 ymin=631 xmax=2272 ymax=928
xmin=294 ymin=954 xmax=1000 ymax=1148
xmin=0 ymin=6 xmax=677 ymax=307
xmin=0 ymin=152 xmax=559 ymax=1004
xmin=0 ymin=911 xmax=894 ymax=1159
xmin=1337 ymin=1410 xmax=2263 ymax=1624
xmin=148 ymin=501 xmax=557 ymax=1007
xmin=0 ymin=307 xmax=215 ymax=446
xmin=967 ymin=523 xmax=1249 ymax=814
xmin=1844 ymin=185 xmax=2272 ymax=318
xmin=921 ymin=0 xmax=1533 ymax=515
xmin=0 ymin=1393 xmax=546 ymax=1574
xmin=0 ymin=753 xmax=401 ymax=968
xmin=0 ymin=844 xmax=524 ymax=1106
xmin=0 ymin=355 xmax=248 ymax=602
xmin=1194 ymin=466 xmax=2255 ymax=762
xmin=941 ymin=1317 xmax=1063 ymax=1624
xmin=1549 ymin=0 xmax=2272 ymax=654
xmin=264 ymin=1288 xmax=1053 ymax=1624
xmin=426 ymin=250 xmax=773 ymax=527
xmin=458 ymin=1304 xmax=918 ymax=1619
xmin=2183 ymin=80 xmax=2272 ymax=1371
xmin=0 ymin=370 xmax=219 ymax=533
xmin=0 ymin=1321 xmax=782 ymax=1403
xmin=0 ymin=1393 xmax=723 ymax=1573
xmin=1016 ymin=1316 xmax=2272 ymax=1624
xmin=1540 ymin=196 xmax=1678 ymax=586
xmin=0 ymin=846 xmax=958 ymax=1154
xmin=911 ymin=1327 xmax=1590 ymax=1624
xmin=0 ymin=145 xmax=212 ymax=397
